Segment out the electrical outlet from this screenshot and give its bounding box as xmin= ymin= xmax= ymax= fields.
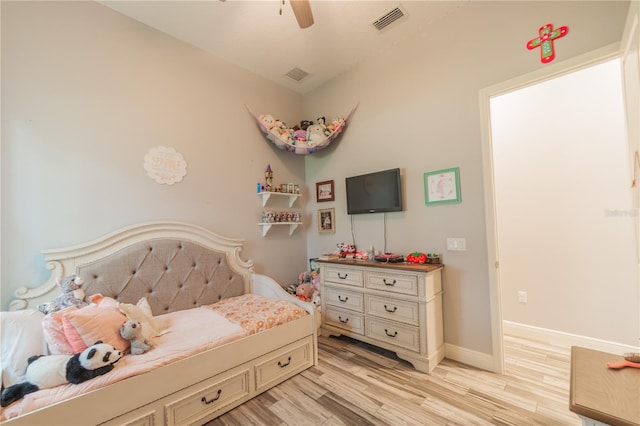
xmin=517 ymin=290 xmax=528 ymax=304
xmin=446 ymin=238 xmax=466 ymax=251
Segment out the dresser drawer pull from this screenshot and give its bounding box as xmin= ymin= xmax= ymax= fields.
xmin=383 ymin=305 xmax=397 ymax=313
xmin=338 ymin=316 xmax=349 ymax=323
xmin=383 ymin=278 xmax=397 ymax=286
xmin=384 ymin=329 xmax=398 ymax=338
xmin=278 ymin=356 xmax=292 ymax=368
xmin=338 ymin=295 xmax=349 ymax=303
xmin=337 ymin=273 xmax=349 ymax=279
xmin=201 ymin=389 xmax=222 ymax=405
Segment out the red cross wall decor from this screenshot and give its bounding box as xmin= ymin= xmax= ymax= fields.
xmin=527 ymin=23 xmax=568 ymax=63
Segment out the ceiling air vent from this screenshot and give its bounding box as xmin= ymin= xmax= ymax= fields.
xmin=371 ymin=5 xmax=407 ymax=31
xmin=285 ymin=67 xmax=310 ymax=82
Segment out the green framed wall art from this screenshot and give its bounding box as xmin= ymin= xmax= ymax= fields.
xmin=424 ymin=167 xmax=461 ymax=205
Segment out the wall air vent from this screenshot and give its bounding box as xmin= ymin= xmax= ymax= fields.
xmin=371 ymin=5 xmax=407 ymax=31
xmin=285 ymin=67 xmax=310 ymax=82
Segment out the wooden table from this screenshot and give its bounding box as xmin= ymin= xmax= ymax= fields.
xmin=570 ymin=346 xmax=640 ymax=426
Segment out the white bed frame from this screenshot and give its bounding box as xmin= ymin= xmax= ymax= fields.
xmin=4 ymin=222 xmax=318 ymax=426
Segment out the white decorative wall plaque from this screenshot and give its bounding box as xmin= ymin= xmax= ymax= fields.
xmin=144 ymin=146 xmax=187 ymax=185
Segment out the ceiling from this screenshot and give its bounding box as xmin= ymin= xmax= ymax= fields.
xmin=99 ymin=1 xmax=469 ymax=94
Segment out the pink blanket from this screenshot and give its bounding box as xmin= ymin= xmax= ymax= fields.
xmin=1 ymin=307 xmax=245 ymax=421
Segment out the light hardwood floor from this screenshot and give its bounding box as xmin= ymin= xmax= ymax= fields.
xmin=208 ymin=332 xmax=581 ymax=425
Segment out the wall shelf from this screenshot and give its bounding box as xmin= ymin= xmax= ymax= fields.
xmin=258 ymin=191 xmax=300 ymax=208
xmin=258 ymin=222 xmax=301 ymax=237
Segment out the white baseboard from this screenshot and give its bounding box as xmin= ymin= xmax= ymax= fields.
xmin=503 ymin=321 xmax=640 ymax=355
xmin=443 ymin=323 xmax=639 ymax=373
xmin=444 ymin=343 xmax=495 ymax=371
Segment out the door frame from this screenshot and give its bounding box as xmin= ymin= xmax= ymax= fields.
xmin=478 ymin=43 xmax=623 ymax=373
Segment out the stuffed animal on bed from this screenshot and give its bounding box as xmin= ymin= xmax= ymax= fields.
xmin=37 ymin=274 xmax=88 ymax=315
xmin=0 ymin=341 xmax=122 ymax=407
xmin=119 ymin=320 xmax=153 ymax=355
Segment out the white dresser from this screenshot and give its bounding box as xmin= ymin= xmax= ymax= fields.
xmin=318 ymin=259 xmax=444 ymax=373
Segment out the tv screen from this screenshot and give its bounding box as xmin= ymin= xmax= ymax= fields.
xmin=345 ymin=168 xmax=403 ymax=214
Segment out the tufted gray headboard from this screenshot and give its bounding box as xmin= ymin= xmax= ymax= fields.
xmin=9 ymin=222 xmax=255 ymax=312
xmin=78 ymin=239 xmax=246 ymax=315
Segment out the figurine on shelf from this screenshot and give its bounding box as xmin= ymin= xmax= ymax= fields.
xmin=265 ymin=164 xmax=273 ymax=192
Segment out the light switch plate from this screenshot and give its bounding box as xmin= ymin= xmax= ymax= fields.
xmin=447 ymin=238 xmax=466 ymax=251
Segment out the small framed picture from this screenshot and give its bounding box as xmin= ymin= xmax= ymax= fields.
xmin=316 ymin=180 xmax=335 ymax=202
xmin=424 ymin=167 xmax=462 ymax=205
xmin=318 ymin=208 xmax=335 ymax=233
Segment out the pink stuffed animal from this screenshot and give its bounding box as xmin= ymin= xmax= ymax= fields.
xmin=295 ymin=283 xmax=315 ymax=302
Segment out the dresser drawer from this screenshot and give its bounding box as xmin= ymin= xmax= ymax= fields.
xmin=365 ymin=271 xmax=418 ymax=296
xmin=365 ymin=294 xmax=420 ymax=326
xmin=366 ymin=317 xmax=420 ymax=352
xmin=324 ymin=266 xmax=364 ymax=287
xmin=324 ymin=307 xmax=365 ymax=335
xmin=325 ymin=287 xmax=364 ymax=312
xmin=164 ymin=369 xmax=250 ymax=426
xmin=255 ymin=337 xmax=313 ymax=392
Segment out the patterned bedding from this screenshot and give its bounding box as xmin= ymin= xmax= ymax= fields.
xmin=207 ymin=293 xmax=308 ymax=335
xmin=0 ymin=294 xmax=308 ymax=421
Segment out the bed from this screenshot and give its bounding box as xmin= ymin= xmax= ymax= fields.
xmin=1 ymin=221 xmax=318 ymax=426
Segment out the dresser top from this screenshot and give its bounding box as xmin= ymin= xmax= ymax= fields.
xmin=317 ymin=258 xmax=444 ymax=273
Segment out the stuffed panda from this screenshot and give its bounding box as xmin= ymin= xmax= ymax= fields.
xmin=0 ymin=341 xmax=122 ymax=407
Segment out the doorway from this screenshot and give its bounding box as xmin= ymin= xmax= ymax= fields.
xmin=480 ymin=51 xmax=639 ymax=373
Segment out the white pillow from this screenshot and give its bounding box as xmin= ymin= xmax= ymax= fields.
xmin=1 ymin=309 xmax=47 ymax=388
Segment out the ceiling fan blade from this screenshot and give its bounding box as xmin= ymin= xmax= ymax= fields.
xmin=289 ymin=0 xmax=314 ymax=29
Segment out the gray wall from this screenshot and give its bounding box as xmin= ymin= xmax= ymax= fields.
xmin=1 ymin=1 xmax=308 ymax=308
xmin=303 ymin=1 xmax=631 ymax=355
xmin=1 ymin=0 xmax=634 ymax=362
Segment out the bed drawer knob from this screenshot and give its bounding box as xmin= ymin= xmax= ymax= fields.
xmin=201 ymin=389 xmax=222 ymax=405
xmin=278 ymin=356 xmax=292 ymax=368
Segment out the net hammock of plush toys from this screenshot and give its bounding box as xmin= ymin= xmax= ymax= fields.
xmin=247 ymin=104 xmax=358 ymax=155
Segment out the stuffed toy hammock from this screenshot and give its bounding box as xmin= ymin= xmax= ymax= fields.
xmin=247 ymin=104 xmax=358 ymax=155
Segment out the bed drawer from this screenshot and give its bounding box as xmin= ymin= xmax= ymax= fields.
xmin=366 ymin=317 xmax=420 ymax=352
xmin=164 ymin=369 xmax=250 ymax=426
xmin=365 ymin=294 xmax=420 ymax=326
xmin=325 ymin=287 xmax=364 ymax=312
xmin=99 ymin=408 xmax=158 ymax=426
xmin=255 ymin=337 xmax=313 ymax=392
xmin=324 ymin=307 xmax=365 ymax=335
xmin=323 ymin=266 xmax=363 ymax=287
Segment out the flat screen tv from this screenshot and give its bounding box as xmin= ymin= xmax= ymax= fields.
xmin=345 ymin=168 xmax=403 ymax=214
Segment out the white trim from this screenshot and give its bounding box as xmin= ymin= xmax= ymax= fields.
xmin=444 ymin=343 xmax=495 ymax=372
xmin=503 ymin=321 xmax=640 ymax=355
xmin=478 ymin=42 xmax=624 ymax=375
xmin=480 ymin=43 xmax=621 ymax=100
